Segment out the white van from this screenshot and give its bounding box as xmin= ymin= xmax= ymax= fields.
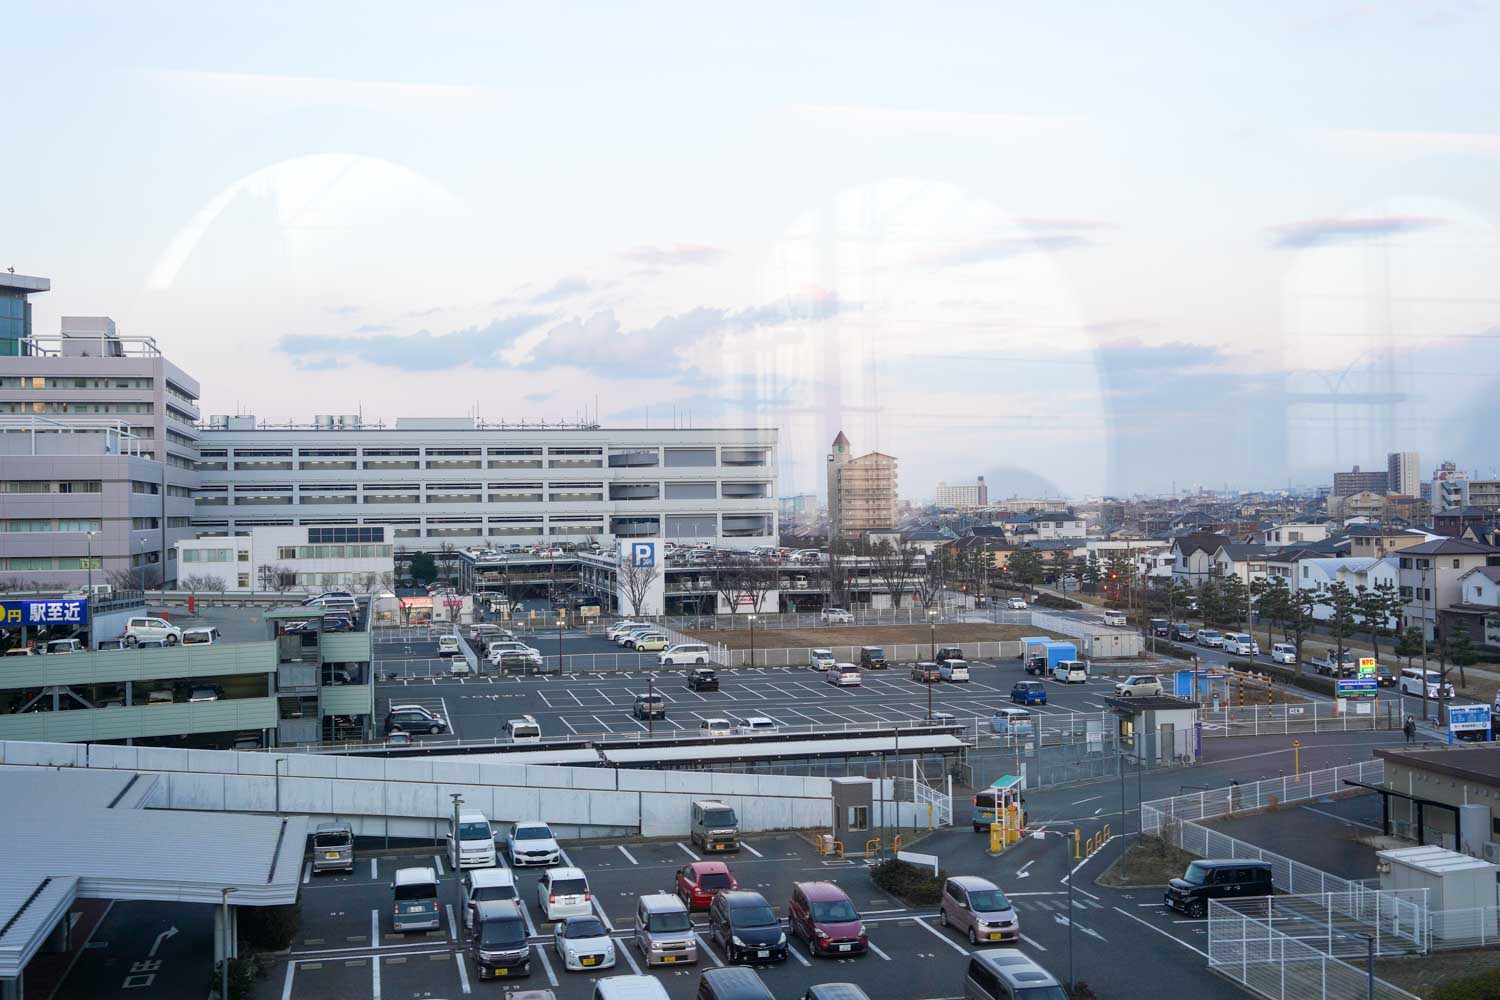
xmin=1270 ymin=643 xmax=1297 ymax=665
xmin=449 ymin=811 xmax=497 ymax=869
xmin=592 ymin=976 xmax=672 ymax=1000
xmin=1103 ymin=609 xmax=1127 ymax=627
xmin=1224 ymin=633 xmax=1259 ymax=656
xmin=659 ymin=643 xmax=711 ymax=665
xmin=437 ymin=635 xmax=461 ymax=658
xmin=504 ymin=715 xmax=542 ymax=742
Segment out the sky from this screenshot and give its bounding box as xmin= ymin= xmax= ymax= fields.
xmin=7 ymin=1 xmax=1500 ymax=501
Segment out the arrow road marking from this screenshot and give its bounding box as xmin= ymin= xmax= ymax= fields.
xmin=148 ymin=926 xmax=178 ymax=957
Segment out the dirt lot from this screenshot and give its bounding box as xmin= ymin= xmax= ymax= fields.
xmin=1097 ymin=835 xmax=1198 ymax=887
xmin=682 ymin=623 xmax=1058 ymax=651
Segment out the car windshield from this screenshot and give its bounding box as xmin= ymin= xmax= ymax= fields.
xmin=479 ymin=919 xmax=526 ymax=947
xmin=314 ymin=832 xmax=350 ymax=848
xmin=703 ymin=809 xmax=737 ymax=826
xmin=562 ymin=917 xmax=606 ymax=938
xmin=1016 ymin=987 xmax=1068 ymax=1000
xmin=649 ymin=909 xmax=692 ymax=931
xmin=1182 ymin=862 xmax=1212 ymax=886
xmin=459 ymin=822 xmax=491 ymax=841
xmin=550 ymin=878 xmax=587 ymax=896
xmin=474 ymin=885 xmax=517 ymax=901
xmin=968 ymin=889 xmax=1010 ymax=911
xmin=811 ymin=899 xmax=859 ymax=922
xmin=514 ymin=826 xmax=553 ymax=840
xmin=732 ymin=905 xmax=779 ymax=928
xmin=865 ymin=648 xmax=885 ymax=657
xmin=699 ymin=871 xmax=733 ymax=890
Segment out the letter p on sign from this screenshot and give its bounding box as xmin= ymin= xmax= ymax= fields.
xmin=631 ymin=542 xmax=655 ymax=567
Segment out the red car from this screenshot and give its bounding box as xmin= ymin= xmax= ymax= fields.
xmin=789 ymin=881 xmax=867 ymax=956
xmin=676 ymin=861 xmax=737 ymax=911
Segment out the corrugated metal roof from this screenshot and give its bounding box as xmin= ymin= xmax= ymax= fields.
xmin=0 ymin=768 xmax=307 ymax=979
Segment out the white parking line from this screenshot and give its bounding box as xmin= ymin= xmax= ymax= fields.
xmin=618 ymin=845 xmax=639 ymax=865
xmin=677 ymin=842 xmax=701 ymax=861
xmin=439 ymin=695 xmax=452 ymax=735
xmin=370 ymin=858 xmax=378 ymax=880
xmin=434 ymin=854 xmax=446 ymax=876
xmin=302 ymin=862 xmax=311 ymax=884
xmin=618 ymin=939 xmax=644 ymax=975
xmin=518 ymin=897 xmax=539 ymax=938
xmin=372 ymin=945 xmax=382 ymax=1000
xmin=1110 ymin=906 xmax=1210 ymax=958
xmin=1019 ymin=933 xmax=1048 ymax=952
xmin=281 ymin=960 xmax=296 ymax=1000
xmin=695 ymin=931 xmax=725 ymax=966
xmin=787 ymin=942 xmax=812 ymax=966
xmin=454 ymin=951 xmax=471 ymax=993
xmin=446 ymin=903 xmax=458 ymax=940
xmin=741 ymin=843 xmax=764 ymax=858
xmin=914 ymin=917 xmax=970 ymax=956
xmin=592 ymin=715 xmax=616 ymax=733
xmin=533 ymin=942 xmax=560 ymax=986
xmin=591 ymin=895 xmax=616 ymax=932
xmin=371 ymin=909 xmax=380 ymax=949
xmin=865 ymin=939 xmax=892 ymax=960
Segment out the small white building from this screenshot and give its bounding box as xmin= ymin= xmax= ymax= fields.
xmin=177 ymin=525 xmax=395 ymax=594
xmin=1295 ymin=556 xmax=1399 ymax=626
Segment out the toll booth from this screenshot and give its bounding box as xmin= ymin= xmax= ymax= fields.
xmin=830 ymin=777 xmax=875 ymax=847
xmin=977 ymin=776 xmax=1026 ymax=854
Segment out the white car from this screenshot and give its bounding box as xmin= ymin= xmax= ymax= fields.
xmin=537 ymin=867 xmax=593 ymax=922
xmin=624 ymin=631 xmax=667 ymax=650
xmin=553 ymin=915 xmax=616 ymax=972
xmin=462 ymin=868 xmax=519 ymax=930
xmin=1006 ymin=597 xmax=1028 ymax=610
xmin=698 ymin=718 xmax=734 ymax=736
xmin=735 ymin=716 xmax=778 ymax=735
xmin=827 ymin=663 xmax=863 ymax=687
xmin=1399 ymin=668 xmax=1454 ymax=700
xmin=123 ymin=616 xmax=183 ymax=646
xmin=617 ymin=627 xmax=658 ymax=647
xmin=1051 ymin=660 xmax=1089 ymax=683
xmin=507 ymin=821 xmax=562 ymax=867
xmin=659 ymin=643 xmax=712 ymax=665
xmin=809 ymin=649 xmax=835 ymax=670
xmin=1270 ymin=643 xmax=1297 ymax=665
xmin=1224 ymin=633 xmax=1259 ymax=656
xmin=1113 ymin=675 xmax=1163 ymax=697
xmin=608 ymin=622 xmax=645 ymax=640
xmin=487 ymin=642 xmax=542 ymax=665
xmin=1102 ymin=610 xmax=1127 ymax=627
xmin=939 ymin=660 xmax=971 ymax=682
xmin=1195 ymin=629 xmax=1225 ymax=648
xmin=437 ymin=635 xmax=461 ymax=657
xmin=820 ymin=608 xmax=854 ymax=624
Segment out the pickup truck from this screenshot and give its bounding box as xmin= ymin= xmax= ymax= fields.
xmin=1310 ymin=650 xmax=1357 ymax=677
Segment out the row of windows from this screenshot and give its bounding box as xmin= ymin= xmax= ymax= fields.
xmin=0 ymin=557 xmax=101 ymax=571
xmin=0 ymin=518 xmax=103 ymax=533
xmin=2 ymin=480 xmax=102 ymax=494
xmin=181 ymin=548 xmax=248 ymax=563
xmin=275 ymin=544 xmax=394 ymax=560
xmin=308 ymin=526 xmax=385 ymax=543
xmin=0 ymin=401 xmax=152 ymax=415
xmin=0 ymin=375 xmax=153 ymax=390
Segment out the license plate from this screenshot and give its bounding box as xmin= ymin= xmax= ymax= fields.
xmin=663 ymin=955 xmax=678 ymax=963
xmin=492 ymin=968 xmax=506 ymax=977
xmin=324 ymin=852 xmax=339 ymax=859
xmin=838 ymin=944 xmax=852 ymax=952
xmin=988 ymin=933 xmax=1001 ymax=940
xmin=757 ymin=949 xmax=769 ymax=958
xmin=582 ymin=957 xmax=597 ymax=966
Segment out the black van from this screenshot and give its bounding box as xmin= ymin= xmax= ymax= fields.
xmin=934 ymin=646 xmax=965 ymax=664
xmin=858 ymin=646 xmax=888 ymax=670
xmin=1164 ymin=859 xmax=1274 ymax=917
xmin=697 ymin=967 xmax=775 ymax=1000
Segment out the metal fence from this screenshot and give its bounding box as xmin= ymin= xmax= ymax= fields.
xmin=1211 ymin=892 xmax=1427 ymax=958
xmin=962 ymin=726 xmax=1198 ymax=790
xmin=1428 ymin=905 xmax=1500 ymax=950
xmin=1208 ymin=900 xmax=1422 ymax=1000
xmin=646 ymin=608 xmax=1033 ymax=631
xmin=1199 ymin=703 xmax=1397 ymax=737
xmin=1141 ymin=759 xmax=1386 ymax=834
xmin=715 ymin=641 xmax=1022 ymax=668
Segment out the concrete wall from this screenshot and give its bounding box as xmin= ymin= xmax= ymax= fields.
xmin=0 ymin=739 xmax=834 ymax=839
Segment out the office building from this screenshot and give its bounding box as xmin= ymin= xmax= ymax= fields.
xmin=195 ymin=418 xmax=777 ymax=551
xmin=934 ymin=476 xmax=988 ymax=509
xmin=177 ymin=525 xmax=395 ymax=594
xmin=826 ymin=431 xmax=898 ymax=539
xmin=0 ymin=271 xmax=49 ymax=356
xmin=1387 ymin=451 xmax=1421 ymax=499
xmin=1332 ymin=465 xmax=1388 ymax=497
xmin=0 ymin=303 xmax=200 ymax=589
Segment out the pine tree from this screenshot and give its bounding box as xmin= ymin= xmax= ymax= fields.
xmin=1318 ymin=582 xmax=1359 ymax=667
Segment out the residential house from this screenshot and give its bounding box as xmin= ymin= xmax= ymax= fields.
xmin=1170 ymin=532 xmax=1232 ymax=587
xmin=1342 ymin=525 xmax=1433 ymax=560
xmin=1261 ymin=521 xmax=1332 ymax=547
xmin=1441 ymin=566 xmax=1500 ymax=652
xmin=1001 ymin=510 xmax=1087 ymax=542
xmin=1294 ymin=557 xmax=1400 ymax=627
xmin=1461 ymin=523 xmax=1500 ymax=548
xmin=1331 ymin=490 xmax=1387 ymax=522
xmin=1433 ymin=506 xmax=1497 ymax=539
xmin=1395 ymin=538 xmax=1500 ymax=640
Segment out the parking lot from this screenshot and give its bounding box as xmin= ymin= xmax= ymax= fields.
xmin=372 ymin=628 xmax=1139 ymax=743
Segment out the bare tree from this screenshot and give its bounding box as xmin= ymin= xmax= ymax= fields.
xmin=869 ymin=538 xmax=920 ymax=610
xmin=738 ymin=564 xmax=779 ymax=614
xmin=437 ymin=542 xmax=459 ymax=584
xmin=914 ymin=548 xmax=947 ymax=611
xmin=180 ymin=573 xmax=226 ymax=593
xmin=258 ymin=563 xmax=296 ymax=593
xmin=714 ymin=565 xmax=746 ymax=615
xmin=618 ymin=558 xmax=661 ymax=617
xmin=377 ymin=571 xmax=396 ymax=590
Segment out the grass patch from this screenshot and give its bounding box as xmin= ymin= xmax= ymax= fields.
xmin=869 ymin=858 xmax=948 ymax=905
xmin=1096 ymin=835 xmax=1197 ymax=887
xmin=1376 ymin=950 xmax=1500 ymax=999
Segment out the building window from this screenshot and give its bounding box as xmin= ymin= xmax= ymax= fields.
xmin=237 ymin=573 xmax=250 ymax=588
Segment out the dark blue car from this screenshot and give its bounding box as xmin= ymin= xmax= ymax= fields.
xmin=1010 ymin=681 xmax=1047 ymax=705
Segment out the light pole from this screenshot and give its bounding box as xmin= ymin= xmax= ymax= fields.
xmin=1066 ymin=838 xmax=1075 ymax=992
xmin=449 ymin=792 xmax=463 ymax=867
xmin=647 ymin=674 xmax=655 ymax=736
xmin=86 ymin=529 xmax=97 ymax=598
xmin=220 ymin=887 xmax=236 ymax=1000
xmin=137 ymin=536 xmax=147 ymax=596
xmin=928 ymin=608 xmax=937 ymax=661
xmin=274 ymin=757 xmax=287 ymax=814
xmin=748 ymin=614 xmax=757 ymax=669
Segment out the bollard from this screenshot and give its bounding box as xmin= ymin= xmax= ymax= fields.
xmin=831 ymin=840 xmax=845 ymax=859
xmin=865 ymin=838 xmax=881 ymax=857
xmin=1073 ymin=829 xmax=1081 ymax=860
xmin=892 ymin=834 xmax=903 ymax=853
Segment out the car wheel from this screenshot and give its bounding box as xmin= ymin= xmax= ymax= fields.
xmin=428 ymin=724 xmax=440 ymax=734
xmin=695 ymin=657 xmax=705 ymax=664
xmin=1191 ymin=901 xmax=1206 ymax=919
xmin=166 ymin=635 xmax=178 ymax=646
xmin=968 ymin=926 xmax=979 ymax=945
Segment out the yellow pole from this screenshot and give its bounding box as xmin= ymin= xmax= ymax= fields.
xmin=1293 ymin=738 xmax=1300 ymax=777
xmin=1073 ymin=829 xmax=1081 ymax=860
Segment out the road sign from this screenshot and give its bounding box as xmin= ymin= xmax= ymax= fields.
xmin=1448 ymin=704 xmax=1491 ymax=733
xmin=1358 ymin=657 xmax=1377 ymax=679
xmin=1335 ymin=678 xmax=1378 ymax=699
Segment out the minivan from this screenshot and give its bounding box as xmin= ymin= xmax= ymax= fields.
xmin=788 ymin=881 xmax=866 ymax=956
xmin=934 ymin=645 xmax=965 ymax=664
xmin=1270 ymin=643 xmax=1297 ymax=665
xmin=468 ymin=899 xmax=531 ymax=980
xmin=450 ymin=810 xmax=497 ymax=869
xmin=690 ymin=800 xmax=740 ymax=852
xmin=858 ymin=646 xmax=888 ymax=670
xmin=1224 ymin=633 xmax=1259 ymax=656
xmin=437 ymin=635 xmax=461 ymax=658
xmin=1164 ymin=859 xmax=1274 ymax=917
xmin=963 ymin=950 xmax=1065 ymax=1000
xmin=504 ymin=715 xmax=542 ymax=741
xmin=660 ymin=643 xmax=712 ymax=665
xmin=939 ymin=876 xmax=1019 ymax=945
xmin=392 ymin=867 xmax=441 ymax=932
xmin=991 ymin=706 xmax=1035 ymax=734
xmin=596 ymin=976 xmax=672 ymax=1000
xmin=708 ymin=891 xmax=787 ymax=964
xmin=463 ymin=867 xmax=519 ymax=930
xmin=696 ymin=967 xmax=776 ymax=1000
xmin=633 ymin=893 xmax=698 ymax=966
xmin=311 ymin=821 xmax=355 ymax=874
xmin=1102 ymin=609 xmax=1127 ymax=627
xmin=633 ymin=694 xmax=667 ymax=720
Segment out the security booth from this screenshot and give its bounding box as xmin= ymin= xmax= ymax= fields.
xmin=975 ymin=776 xmax=1025 ymax=851
xmin=830 ymin=777 xmax=875 ymax=847
xmin=1105 ymin=695 xmax=1199 ymax=765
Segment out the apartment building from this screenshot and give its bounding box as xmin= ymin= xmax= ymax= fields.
xmin=1396 ymin=538 xmax=1500 ymax=640
xmin=194 ymin=417 xmax=777 ymax=551
xmin=1387 ymin=451 xmax=1421 ymax=499
xmin=1432 ymin=461 xmax=1471 ymax=513
xmin=826 ymin=431 xmax=897 ymax=538
xmin=1332 ymin=465 xmax=1388 ymax=497
xmin=0 ymin=299 xmax=200 ymax=589
xmin=933 ymin=476 xmax=988 ymax=509
xmin=177 ymin=525 xmax=395 ymax=594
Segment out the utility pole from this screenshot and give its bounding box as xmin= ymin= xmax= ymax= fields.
xmin=647 ymin=675 xmax=655 ymax=736
xmin=449 ymin=792 xmax=463 ymax=868
xmin=220 ymin=887 xmax=235 ymax=999
xmin=1420 ymin=564 xmax=1430 ymax=723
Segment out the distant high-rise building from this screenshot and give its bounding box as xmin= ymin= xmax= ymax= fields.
xmin=1332 ymin=465 xmax=1388 ymax=497
xmin=934 ymin=476 xmax=987 ymax=509
xmin=778 ymin=493 xmax=818 ymax=521
xmin=826 ymin=431 xmax=898 ymax=538
xmin=1386 ymin=451 xmax=1421 ymax=498
xmin=1432 ymin=460 xmax=1471 ymax=513
xmin=0 ymin=271 xmax=49 ymax=356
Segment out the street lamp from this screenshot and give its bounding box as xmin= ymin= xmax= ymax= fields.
xmin=747 ymin=614 xmax=757 ymax=669
xmin=449 ymin=792 xmax=464 ymax=868
xmin=137 ymin=536 xmax=147 ymax=596
xmin=927 ymin=608 xmax=938 ymax=661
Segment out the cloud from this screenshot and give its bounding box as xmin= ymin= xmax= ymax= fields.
xmin=291 ymin=356 xmax=344 ymax=372
xmin=1094 ymin=339 xmax=1225 ymax=371
xmin=621 ymin=244 xmax=728 ymax=269
xmin=354 ymin=323 xmax=392 ymax=333
xmin=277 ymin=313 xmax=548 ymax=371
xmin=407 ymin=306 xmax=446 ymax=318
xmin=523 ymin=391 xmax=555 ymax=403
xmin=530 ymin=276 xmax=591 ymax=304
xmin=1271 ymin=216 xmax=1442 ymax=248
xmin=930 ymin=233 xmax=1092 ymax=268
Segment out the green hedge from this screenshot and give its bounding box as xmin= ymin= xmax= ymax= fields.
xmin=870 ymin=858 xmax=947 ymax=905
xmin=1432 ymin=965 xmax=1500 ymax=1000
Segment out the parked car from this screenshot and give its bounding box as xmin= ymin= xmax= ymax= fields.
xmin=507 ymin=821 xmax=562 ymax=867
xmin=990 ymin=707 xmax=1035 ymax=735
xmin=633 ymin=694 xmax=667 ymax=720
xmin=493 ymin=649 xmax=546 ymax=673
xmin=1102 ymin=609 xmax=1127 ymax=627
xmin=1113 ymin=675 xmax=1163 ymax=697
xmin=939 ymin=875 xmax=1019 ymax=945
xmin=1171 ymin=622 xmax=1197 ymax=642
xmin=1006 ymin=597 xmax=1028 ymax=610
xmin=827 ymin=664 xmax=862 ymax=687
xmin=608 ymin=621 xmax=645 ymax=640
xmin=44 ymin=638 xmax=85 ymax=654
xmin=311 ymin=820 xmax=356 ymax=874
xmin=1010 ymin=681 xmax=1047 ymax=706
xmin=1164 ymin=860 xmax=1274 ymax=918
xmin=633 ymin=893 xmax=698 ymax=966
xmin=934 ymin=645 xmax=965 ymax=664
xmin=699 ymin=718 xmax=734 ymax=736
xmin=1399 ymin=667 xmax=1454 ymax=700
xmin=383 ymin=704 xmax=447 ymax=735
xmin=437 ymin=635 xmax=461 ymax=657
xmin=1194 ymin=629 xmax=1225 ymax=648
xmin=181 ymin=627 xmax=220 ymax=646
xmin=708 ymin=891 xmax=787 ymax=964
xmin=124 ymin=616 xmax=182 ymax=646
xmin=939 ymin=659 xmax=970 ymax=683
xmin=552 ymin=915 xmax=616 ymax=971
xmin=687 ymin=668 xmax=720 ymax=691
xmin=468 ymin=899 xmax=530 ymax=981
xmin=1270 ymin=643 xmax=1298 ymax=665
xmin=624 ymin=630 xmax=667 ymax=650
xmin=187 ymin=686 xmax=223 ymax=703
xmin=820 ymin=608 xmax=854 ymax=624
xmin=911 ymin=662 xmax=941 ymax=683
xmin=463 ymin=868 xmax=519 ymax=930
xmin=963 ymin=952 xmax=1062 ymax=1000
xmin=734 ymin=716 xmax=777 ymax=735
xmin=660 ymin=643 xmax=712 ymax=665
xmin=536 ymin=867 xmax=593 ymax=922
xmin=788 ymin=881 xmax=866 ymax=957
xmin=809 ymin=649 xmax=836 ymax=671
xmin=676 ymin=861 xmax=737 ymax=910
xmin=699 ymin=968 xmax=776 ymax=1000
xmin=858 ymin=646 xmax=888 ymax=670
xmin=392 ymin=867 xmax=441 ymax=932
xmin=1050 ymin=660 xmax=1088 ymax=683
